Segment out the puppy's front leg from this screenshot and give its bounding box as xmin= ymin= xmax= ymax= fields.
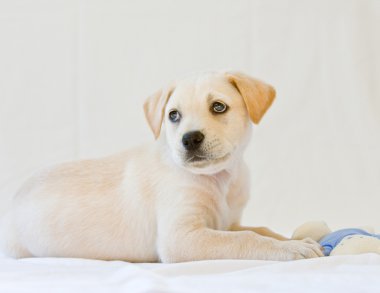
xmin=158 ymin=226 xmax=322 ymax=262
xmin=157 ymin=203 xmax=323 ymax=262
xmin=230 ymin=224 xmax=289 ymax=241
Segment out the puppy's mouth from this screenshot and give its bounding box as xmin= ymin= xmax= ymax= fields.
xmin=185 ymin=153 xmax=230 ymax=167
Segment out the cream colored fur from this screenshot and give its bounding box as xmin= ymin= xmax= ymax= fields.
xmin=0 ymin=71 xmax=323 ymax=262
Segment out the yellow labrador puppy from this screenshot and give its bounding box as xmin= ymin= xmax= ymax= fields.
xmin=0 ymin=71 xmax=323 ymax=262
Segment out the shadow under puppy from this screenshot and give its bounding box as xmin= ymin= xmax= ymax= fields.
xmin=0 ymin=71 xmax=323 ymax=262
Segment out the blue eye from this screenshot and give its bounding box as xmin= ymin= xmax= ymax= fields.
xmin=212 ymin=101 xmax=228 ymax=113
xmin=169 ymin=110 xmax=181 ymax=122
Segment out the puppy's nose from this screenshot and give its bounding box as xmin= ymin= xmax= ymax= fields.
xmin=182 ymin=131 xmax=205 ymax=151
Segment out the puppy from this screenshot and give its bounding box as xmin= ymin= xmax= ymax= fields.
xmin=0 ymin=71 xmax=323 ymax=262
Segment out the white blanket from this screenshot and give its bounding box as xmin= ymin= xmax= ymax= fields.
xmin=1 ymin=254 xmax=379 ymax=293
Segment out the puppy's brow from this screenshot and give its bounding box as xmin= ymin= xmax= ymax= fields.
xmin=208 ymin=92 xmax=231 ymax=103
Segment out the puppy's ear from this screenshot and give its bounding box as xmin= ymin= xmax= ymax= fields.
xmin=226 ymin=72 xmax=276 ymax=124
xmin=143 ymin=84 xmax=175 ymax=139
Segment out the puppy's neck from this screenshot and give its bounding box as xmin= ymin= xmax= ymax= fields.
xmin=199 ymin=163 xmax=239 ymax=196
xmin=211 ymin=169 xmax=231 ymax=182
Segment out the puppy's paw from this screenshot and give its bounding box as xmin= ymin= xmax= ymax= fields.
xmin=277 ymin=238 xmax=324 ymax=260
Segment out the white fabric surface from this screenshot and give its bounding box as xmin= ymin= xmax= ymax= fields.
xmin=1 ymin=254 xmax=379 ymax=293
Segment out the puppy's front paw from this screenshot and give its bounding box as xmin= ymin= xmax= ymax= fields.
xmin=278 ymin=238 xmax=324 ymax=260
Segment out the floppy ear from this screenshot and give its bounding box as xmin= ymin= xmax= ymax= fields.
xmin=143 ymin=84 xmax=175 ymax=139
xmin=226 ymin=71 xmax=276 ymax=124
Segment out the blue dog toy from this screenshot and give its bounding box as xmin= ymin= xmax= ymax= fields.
xmin=293 ymin=221 xmax=380 ymax=256
xmin=319 ymin=228 xmax=380 ymax=256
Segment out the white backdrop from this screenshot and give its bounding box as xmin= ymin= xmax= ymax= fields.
xmin=0 ymin=0 xmax=379 ymax=236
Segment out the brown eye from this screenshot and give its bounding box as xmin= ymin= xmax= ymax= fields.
xmin=169 ymin=110 xmax=181 ymax=122
xmin=212 ymin=101 xmax=228 ymax=113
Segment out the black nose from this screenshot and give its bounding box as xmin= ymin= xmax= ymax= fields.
xmin=182 ymin=131 xmax=205 ymax=151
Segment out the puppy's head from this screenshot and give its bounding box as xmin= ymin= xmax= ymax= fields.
xmin=144 ymin=71 xmax=275 ymax=174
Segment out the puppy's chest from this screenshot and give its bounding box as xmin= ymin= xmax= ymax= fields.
xmin=216 ymin=196 xmax=233 ymax=231
xmin=210 ymin=176 xmax=245 ymax=231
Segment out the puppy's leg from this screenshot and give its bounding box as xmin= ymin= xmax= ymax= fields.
xmin=157 ymin=203 xmax=323 ymax=262
xmin=230 ymin=224 xmax=289 ymax=241
xmin=158 ymin=227 xmax=322 ymax=262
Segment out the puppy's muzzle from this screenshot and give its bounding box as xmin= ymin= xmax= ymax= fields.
xmin=182 ymin=131 xmax=204 ymax=151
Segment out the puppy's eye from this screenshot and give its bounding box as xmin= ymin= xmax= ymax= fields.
xmin=212 ymin=101 xmax=228 ymax=113
xmin=168 ymin=110 xmax=181 ymax=122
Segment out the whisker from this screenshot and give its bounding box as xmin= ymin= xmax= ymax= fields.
xmin=186 ymin=156 xmax=195 ymax=163
xmin=194 ymin=154 xmax=208 ymax=158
